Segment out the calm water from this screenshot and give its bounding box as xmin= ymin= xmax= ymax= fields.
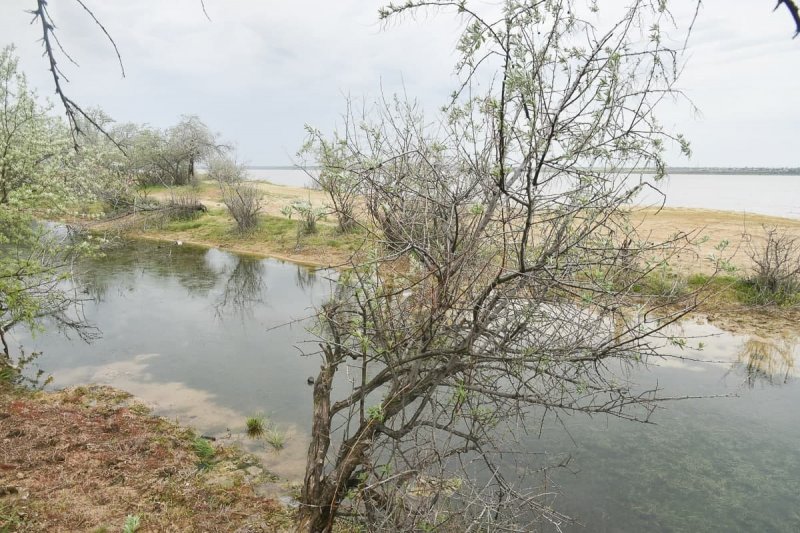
xmin=246 ymin=167 xmax=317 ymax=188
xmin=9 ymin=241 xmax=800 ymax=531
xmin=248 ymin=168 xmax=800 ymax=219
xmin=636 ymin=173 xmax=800 ymax=219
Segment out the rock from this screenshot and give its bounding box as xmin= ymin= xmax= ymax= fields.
xmin=306 ymin=377 xmax=314 ymax=385
xmin=245 ymin=465 xmax=262 ymax=477
xmin=279 ymin=495 xmax=300 ymax=509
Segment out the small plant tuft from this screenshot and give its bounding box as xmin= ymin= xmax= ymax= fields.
xmin=122 ymin=514 xmax=141 ymax=533
xmin=192 ymin=436 xmax=216 ymax=469
xmin=265 ymin=427 xmax=287 ymax=451
xmin=245 ymin=415 xmax=266 ymax=439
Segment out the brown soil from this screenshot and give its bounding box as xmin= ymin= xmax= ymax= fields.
xmin=0 ymin=386 xmax=295 ymax=532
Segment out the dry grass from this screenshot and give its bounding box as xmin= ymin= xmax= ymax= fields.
xmin=0 ymin=386 xmax=295 ymax=532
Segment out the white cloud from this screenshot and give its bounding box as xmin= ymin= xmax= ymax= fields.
xmin=0 ymin=0 xmax=797 ymax=166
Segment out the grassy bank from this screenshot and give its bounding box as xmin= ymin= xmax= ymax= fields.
xmin=0 ymin=384 xmax=296 ymax=532
xmin=105 ymin=180 xmax=800 ymax=272
xmin=90 ymin=180 xmax=362 ymax=267
xmin=86 ymin=180 xmax=800 ymax=330
xmin=139 ymin=206 xmax=363 ymax=267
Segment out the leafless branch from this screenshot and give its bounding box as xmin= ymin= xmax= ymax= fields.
xmin=775 ymin=0 xmax=800 ymax=37
xmin=29 ymin=0 xmax=125 ymax=151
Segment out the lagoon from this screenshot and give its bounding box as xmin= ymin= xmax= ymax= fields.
xmin=10 ymin=240 xmax=800 ymax=531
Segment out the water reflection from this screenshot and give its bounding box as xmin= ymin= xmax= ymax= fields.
xmin=13 ymin=239 xmax=331 ymax=483
xmin=732 ymin=336 xmax=797 ymax=387
xmin=1 ymin=349 xmax=51 ymax=389
xmin=214 ymin=255 xmax=266 ymax=318
xmin=51 ymin=352 xmax=311 ymax=479
xmin=295 ymin=266 xmax=318 ymax=290
xmin=79 ymin=240 xmax=222 ymax=301
xmin=10 ymin=239 xmax=800 ymax=531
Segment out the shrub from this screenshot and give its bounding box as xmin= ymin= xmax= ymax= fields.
xmin=746 ymin=226 xmax=800 ymax=305
xmin=165 ymin=191 xmax=206 ymax=221
xmin=209 ymin=156 xmax=264 ymax=232
xmin=283 ymin=199 xmax=326 ymax=235
xmin=219 ymin=181 xmax=264 ymax=232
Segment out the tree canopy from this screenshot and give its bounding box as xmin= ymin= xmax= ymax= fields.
xmin=296 ymin=1 xmax=706 ymax=530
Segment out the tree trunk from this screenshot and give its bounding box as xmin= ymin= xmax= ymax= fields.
xmin=0 ymin=327 xmax=10 ymax=361
xmin=295 ymin=506 xmax=335 ymax=533
xmin=297 ymin=354 xmax=335 ymax=532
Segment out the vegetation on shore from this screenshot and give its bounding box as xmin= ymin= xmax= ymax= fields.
xmin=0 ymin=384 xmax=296 ymax=532
xmin=2 ymin=3 xmax=799 ymax=530
xmin=91 ymin=179 xmax=800 ymax=315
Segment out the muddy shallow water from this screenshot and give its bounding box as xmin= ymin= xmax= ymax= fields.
xmin=9 ymin=240 xmax=800 ymax=531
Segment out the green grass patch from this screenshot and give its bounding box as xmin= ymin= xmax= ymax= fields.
xmin=192 ymin=436 xmax=216 ymax=470
xmin=164 ymin=219 xmax=206 ymax=231
xmin=156 ymin=208 xmax=363 ymax=256
xmin=245 ymin=415 xmax=266 ymax=439
xmin=631 ymin=268 xmax=687 ymax=298
xmin=137 ymin=180 xmax=216 ymax=196
xmin=686 ymin=273 xmax=800 ymax=307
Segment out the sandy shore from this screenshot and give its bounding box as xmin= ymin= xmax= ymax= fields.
xmin=140 ymin=181 xmax=800 ymax=275
xmin=631 ymin=206 xmax=800 ymax=275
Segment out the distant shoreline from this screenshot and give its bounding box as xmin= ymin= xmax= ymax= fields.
xmin=245 ymin=165 xmax=800 ymax=176
xmin=657 ymin=167 xmax=800 ymax=176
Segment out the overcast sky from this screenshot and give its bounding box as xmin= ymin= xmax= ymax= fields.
xmin=1 ymin=1 xmax=798 ymax=167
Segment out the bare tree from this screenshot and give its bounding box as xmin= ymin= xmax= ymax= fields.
xmin=29 ymin=0 xmax=125 ymax=149
xmin=296 ymin=2 xmax=703 ymax=531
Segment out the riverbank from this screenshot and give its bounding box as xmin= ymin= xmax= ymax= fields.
xmin=90 ymin=181 xmax=358 ymax=267
xmin=86 ymin=181 xmax=800 ymax=332
xmin=10 ymin=184 xmax=800 ymax=532
xmin=94 ymin=180 xmax=800 ymax=271
xmin=0 ymin=385 xmax=296 ymax=532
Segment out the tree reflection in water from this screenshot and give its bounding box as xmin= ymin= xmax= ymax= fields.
xmin=732 ymin=336 xmax=797 ymax=387
xmin=77 ymin=240 xmax=222 ymax=301
xmin=294 ymin=266 xmax=318 ymax=291
xmin=214 ymin=255 xmax=266 ymax=318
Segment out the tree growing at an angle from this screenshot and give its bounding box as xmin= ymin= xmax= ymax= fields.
xmin=296 ymin=1 xmax=705 ymax=531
